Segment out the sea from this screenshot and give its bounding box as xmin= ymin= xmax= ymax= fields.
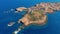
xmin=0 ymin=0 xmax=60 ymax=34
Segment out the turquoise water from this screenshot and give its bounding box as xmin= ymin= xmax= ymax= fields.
xmin=0 ymin=0 xmax=60 ymax=34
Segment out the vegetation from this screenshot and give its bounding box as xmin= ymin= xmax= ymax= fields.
xmin=28 ymin=10 xmax=44 ymax=21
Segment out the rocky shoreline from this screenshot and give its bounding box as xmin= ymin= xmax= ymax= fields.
xmin=12 ymin=3 xmax=60 ymax=34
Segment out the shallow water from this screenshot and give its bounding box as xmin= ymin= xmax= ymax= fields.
xmin=0 ymin=0 xmax=60 ymax=34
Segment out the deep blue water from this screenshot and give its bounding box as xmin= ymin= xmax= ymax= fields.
xmin=0 ymin=0 xmax=60 ymax=34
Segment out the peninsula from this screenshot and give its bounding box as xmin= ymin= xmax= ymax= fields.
xmin=16 ymin=3 xmax=60 ymax=26
xmin=12 ymin=3 xmax=60 ymax=34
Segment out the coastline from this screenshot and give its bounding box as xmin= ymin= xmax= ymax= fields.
xmin=16 ymin=3 xmax=60 ymax=26
xmin=12 ymin=2 xmax=60 ymax=34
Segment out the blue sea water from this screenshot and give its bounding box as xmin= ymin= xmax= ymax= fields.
xmin=0 ymin=0 xmax=60 ymax=34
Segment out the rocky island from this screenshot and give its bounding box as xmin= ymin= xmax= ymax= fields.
xmin=10 ymin=3 xmax=60 ymax=34
xmin=16 ymin=3 xmax=60 ymax=26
